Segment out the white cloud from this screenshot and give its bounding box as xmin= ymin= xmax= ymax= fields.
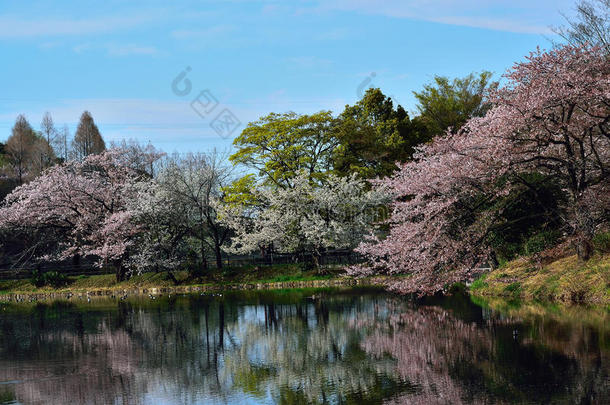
xmin=317 ymin=0 xmax=575 ymax=34
xmin=0 ymin=98 xmax=241 ymax=152
xmin=0 ymin=93 xmax=349 ymax=150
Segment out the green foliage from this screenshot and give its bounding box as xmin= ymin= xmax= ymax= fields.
xmin=230 ymin=77 xmax=498 ymax=183
xmin=470 ymin=274 xmax=489 ymax=290
xmin=230 ymin=111 xmax=336 ymax=188
xmin=524 ymin=230 xmax=560 ymax=256
xmin=489 ymin=229 xmax=560 ymax=263
xmin=44 ymin=271 xmax=68 ymax=288
xmin=260 ymin=273 xmax=333 ymax=283
xmin=30 ymin=270 xmax=68 ymax=288
xmin=180 ymin=248 xmax=203 ymax=278
xmin=30 ymin=269 xmax=45 ymax=287
xmin=472 ymin=254 xmax=610 ymax=304
xmin=332 ymin=88 xmax=427 ymax=178
xmin=0 ymin=389 xmax=16 ymax=403
xmin=504 ymin=282 xmax=522 ymax=298
xmin=592 ymin=231 xmax=610 ymax=253
xmin=413 ymin=71 xmax=498 ymax=136
xmin=221 ymin=174 xmax=259 ymax=209
xmin=447 ymin=282 xmax=468 ymax=294
xmin=488 ymin=173 xmax=564 ymax=262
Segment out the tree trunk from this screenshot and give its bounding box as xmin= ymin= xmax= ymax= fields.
xmin=215 ymin=243 xmax=223 ymax=269
xmin=115 ymin=259 xmax=126 ymax=282
xmin=312 ymin=250 xmax=321 ymax=273
xmin=313 ymin=253 xmax=320 ymax=269
xmin=573 ymin=205 xmax=595 ymax=261
xmin=489 ymin=251 xmax=499 ymax=269
xmin=576 ymin=237 xmax=593 ymax=261
xmin=198 ymin=238 xmax=208 ymax=275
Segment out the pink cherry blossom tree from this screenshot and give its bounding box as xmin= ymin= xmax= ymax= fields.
xmin=354 ymin=45 xmax=610 ymax=294
xmin=0 ymin=149 xmax=154 ymax=281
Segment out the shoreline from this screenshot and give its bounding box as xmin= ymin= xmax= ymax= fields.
xmin=0 ymin=276 xmax=387 ymax=302
xmin=1 ymin=252 xmax=607 ymax=306
xmin=469 ymin=253 xmax=609 ymax=306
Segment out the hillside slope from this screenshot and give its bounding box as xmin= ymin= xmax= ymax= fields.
xmin=471 ymin=253 xmax=610 ymax=305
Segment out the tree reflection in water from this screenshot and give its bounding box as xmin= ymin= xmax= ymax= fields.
xmin=0 ymin=289 xmax=607 ymax=404
xmin=358 ymin=296 xmax=609 ymax=404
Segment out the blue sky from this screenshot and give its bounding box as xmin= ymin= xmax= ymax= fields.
xmin=0 ymin=0 xmax=577 ymax=152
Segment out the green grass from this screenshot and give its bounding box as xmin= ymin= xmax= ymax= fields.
xmin=258 ymin=274 xmax=334 ymax=283
xmin=0 ymin=389 xmax=16 ymax=403
xmin=0 ymin=263 xmax=350 ymax=295
xmin=503 ymin=282 xmax=522 ymax=299
xmin=471 ymin=253 xmax=610 ymax=305
xmin=470 ymin=274 xmax=488 ymax=290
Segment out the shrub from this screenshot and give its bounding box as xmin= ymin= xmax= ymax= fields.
xmin=470 ymin=275 xmax=488 ymax=290
xmin=30 ymin=269 xmax=45 ymax=287
xmin=592 ymin=231 xmax=610 ymax=253
xmin=30 ymin=270 xmax=68 ymax=288
xmin=488 ymin=232 xmax=522 ymax=263
xmin=524 ymin=230 xmax=560 ymax=256
xmin=42 ymin=271 xmax=68 ymax=288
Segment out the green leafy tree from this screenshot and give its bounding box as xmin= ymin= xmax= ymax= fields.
xmin=332 ymin=88 xmax=426 ymax=178
xmin=413 ymin=71 xmax=498 ymax=136
xmin=221 ymin=174 xmax=259 ymax=208
xmin=230 ymin=111 xmax=336 ymax=188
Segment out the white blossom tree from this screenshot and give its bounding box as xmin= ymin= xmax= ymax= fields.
xmin=220 ymin=172 xmax=389 ymax=267
xmin=129 ymin=151 xmax=235 ymax=273
xmin=125 ymin=178 xmax=192 ymax=278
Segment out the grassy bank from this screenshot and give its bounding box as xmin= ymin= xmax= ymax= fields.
xmin=470 ymin=253 xmax=610 ymax=305
xmin=4 ymin=253 xmax=610 ymax=306
xmin=0 ymin=264 xmax=363 ymax=298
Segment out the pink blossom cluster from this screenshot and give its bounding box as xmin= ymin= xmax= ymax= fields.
xmin=0 ymin=149 xmax=143 ymax=266
xmin=356 ymin=45 xmax=610 ymax=294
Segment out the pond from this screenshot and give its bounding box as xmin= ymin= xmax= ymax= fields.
xmin=0 ymin=288 xmax=608 ymax=404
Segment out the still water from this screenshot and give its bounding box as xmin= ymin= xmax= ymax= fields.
xmin=0 ymin=288 xmax=608 ymax=404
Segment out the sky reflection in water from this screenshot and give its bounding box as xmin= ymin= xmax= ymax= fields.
xmin=0 ymin=288 xmax=608 ymax=404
